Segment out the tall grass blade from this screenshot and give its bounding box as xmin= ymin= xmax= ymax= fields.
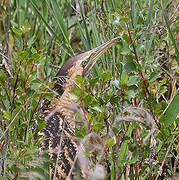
xmin=130 ymin=0 xmax=136 ymax=28
xmin=30 ymin=0 xmax=56 ymax=37
xmin=146 ymin=0 xmax=154 ymax=26
xmin=164 ymin=12 xmax=179 ymax=64
xmin=77 ymin=20 xmax=90 ymax=51
xmin=78 ymin=1 xmax=91 ymax=49
xmin=50 ymin=1 xmax=68 ymax=44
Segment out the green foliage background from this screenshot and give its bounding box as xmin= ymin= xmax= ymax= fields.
xmin=0 ymin=0 xmax=178 ymax=179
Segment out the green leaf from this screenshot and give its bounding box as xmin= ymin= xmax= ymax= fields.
xmin=31 ymin=53 xmax=41 ymax=61
xmin=101 ymin=71 xmax=112 ymax=82
xmin=159 ymin=86 xmax=167 ymax=94
xmin=89 ymin=78 xmax=98 ymax=87
xmin=0 ymin=70 xmax=6 ymax=82
xmin=27 ymin=35 xmax=36 ymax=46
xmin=121 ymin=71 xmax=129 ymax=85
xmin=3 ymin=111 xmax=11 ymax=120
xmin=36 ymin=121 xmax=46 ymax=133
xmin=160 ymin=78 xmax=167 ymax=86
xmin=121 ymin=46 xmax=130 ymax=55
xmin=126 ymin=89 xmax=137 ymax=98
xmin=31 ymin=79 xmax=42 ymax=89
xmin=122 ymin=33 xmax=131 ymax=44
xmin=84 ymin=94 xmax=93 ymax=106
xmin=124 ymin=61 xmax=136 ymax=73
xmin=160 ymin=93 xmax=179 ymax=126
xmin=110 ymin=95 xmax=120 ymax=105
xmin=21 ymin=20 xmax=31 ymax=34
xmin=120 ymin=17 xmax=130 ymax=23
xmin=127 ymin=76 xmax=138 ymax=86
xmin=107 ymin=137 xmax=116 ymax=147
xmin=75 ymin=75 xmax=83 ymax=84
xmin=12 ymin=27 xmax=22 ymax=36
xmin=118 ymin=141 xmax=128 ymax=167
xmin=149 ymin=72 xmax=160 ymax=82
xmin=111 ymin=80 xmax=120 ymax=89
xmin=127 ymin=157 xmax=139 ymax=164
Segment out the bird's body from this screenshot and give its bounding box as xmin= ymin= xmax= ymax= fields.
xmin=41 ymin=64 xmax=83 ymax=179
xmin=40 ymin=37 xmax=120 ymax=179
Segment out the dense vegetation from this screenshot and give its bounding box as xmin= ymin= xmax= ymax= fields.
xmin=0 ymin=0 xmax=178 ymax=179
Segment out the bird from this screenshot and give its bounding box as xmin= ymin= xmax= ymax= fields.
xmin=40 ymin=36 xmax=120 ymax=180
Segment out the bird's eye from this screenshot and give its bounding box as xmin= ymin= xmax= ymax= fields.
xmin=82 ymin=60 xmax=88 ymax=67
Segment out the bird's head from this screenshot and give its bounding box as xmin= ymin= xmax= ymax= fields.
xmin=54 ymin=36 xmax=120 ymax=95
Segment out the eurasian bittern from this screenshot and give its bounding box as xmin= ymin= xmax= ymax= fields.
xmin=41 ymin=36 xmax=120 ymax=179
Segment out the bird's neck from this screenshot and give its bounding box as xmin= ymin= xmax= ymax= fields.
xmin=49 ymin=67 xmax=83 ymax=129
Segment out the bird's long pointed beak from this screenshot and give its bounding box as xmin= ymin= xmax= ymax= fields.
xmin=83 ymin=36 xmax=120 ymax=75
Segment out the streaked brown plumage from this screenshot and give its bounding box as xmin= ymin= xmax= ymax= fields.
xmin=41 ymin=37 xmax=120 ymax=179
